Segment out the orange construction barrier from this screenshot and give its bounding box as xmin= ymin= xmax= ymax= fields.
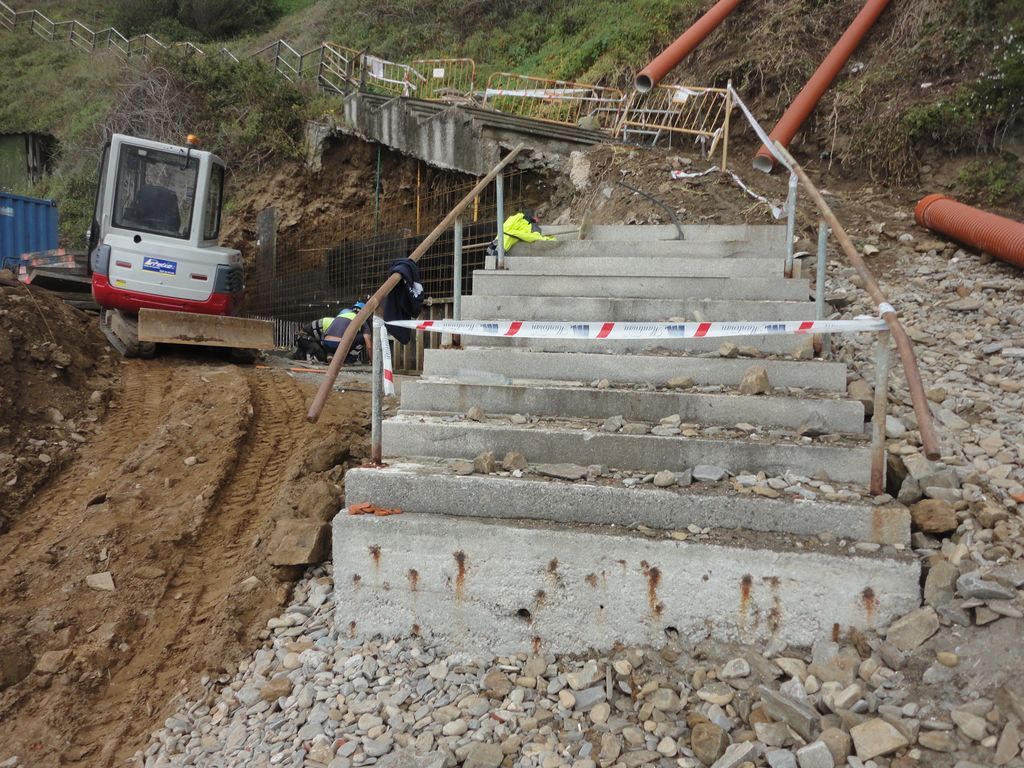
xmin=915 ymin=194 xmax=1024 ymax=270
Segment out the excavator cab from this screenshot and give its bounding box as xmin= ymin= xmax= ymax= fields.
xmin=89 ymin=134 xmax=272 ymax=356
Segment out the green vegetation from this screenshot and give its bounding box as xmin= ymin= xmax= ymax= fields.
xmin=957 ymin=158 xmax=1024 ymax=207
xmin=110 ymin=0 xmax=281 ymax=39
xmin=329 ymin=0 xmax=702 ymax=84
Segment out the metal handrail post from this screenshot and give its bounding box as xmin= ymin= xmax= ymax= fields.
xmin=371 ymin=318 xmax=383 ymax=464
xmin=453 ymin=215 xmax=463 ymax=320
xmin=721 ymin=80 xmax=732 ymax=172
xmin=496 ymin=170 xmax=506 ymax=269
xmin=816 ymin=220 xmax=830 ymax=358
xmin=784 ymin=172 xmax=797 ymax=277
xmin=775 ymin=141 xmax=940 ymax=461
xmin=870 ymin=331 xmax=891 ymax=496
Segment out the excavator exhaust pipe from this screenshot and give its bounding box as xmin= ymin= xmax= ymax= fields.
xmin=753 ymin=0 xmax=891 ymax=173
xmin=915 ymin=194 xmax=1024 ymax=270
xmin=634 ymin=0 xmax=743 ymax=93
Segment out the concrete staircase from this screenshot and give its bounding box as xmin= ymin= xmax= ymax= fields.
xmin=334 ymin=224 xmax=920 ymax=656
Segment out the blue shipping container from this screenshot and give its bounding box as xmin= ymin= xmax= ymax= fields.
xmin=0 ymin=191 xmax=60 ymax=267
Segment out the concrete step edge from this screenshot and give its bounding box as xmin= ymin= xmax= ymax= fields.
xmin=421 ymin=348 xmax=850 ymax=392
xmin=400 ymin=380 xmax=866 ymax=432
xmin=344 ymin=462 xmax=909 ymax=545
xmin=381 ymin=418 xmax=874 ymax=484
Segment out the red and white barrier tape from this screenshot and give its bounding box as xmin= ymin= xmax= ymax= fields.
xmin=374 ymin=317 xmax=396 ymax=395
xmin=387 ymin=316 xmax=888 ymax=340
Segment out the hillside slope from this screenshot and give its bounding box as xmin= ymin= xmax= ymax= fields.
xmin=0 ymin=0 xmax=1021 ymax=248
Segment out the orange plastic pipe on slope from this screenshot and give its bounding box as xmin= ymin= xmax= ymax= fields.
xmin=753 ymin=0 xmax=891 ymax=173
xmin=634 ymin=0 xmax=743 ymax=93
xmin=915 ymin=195 xmax=1024 ymax=269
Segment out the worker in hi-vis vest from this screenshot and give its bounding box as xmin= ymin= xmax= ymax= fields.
xmin=487 ymin=209 xmax=555 ymax=258
xmin=291 ymin=301 xmax=372 ymax=363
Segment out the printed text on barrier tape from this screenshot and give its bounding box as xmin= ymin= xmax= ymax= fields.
xmin=386 ymin=317 xmax=888 ymax=340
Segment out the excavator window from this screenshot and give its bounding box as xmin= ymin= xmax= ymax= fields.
xmin=203 ymin=163 xmax=224 ymax=241
xmin=112 ymin=144 xmax=198 ymax=239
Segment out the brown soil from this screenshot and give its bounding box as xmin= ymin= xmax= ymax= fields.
xmin=0 ymin=354 xmax=370 ymax=767
xmin=0 ymin=274 xmax=118 ymax=534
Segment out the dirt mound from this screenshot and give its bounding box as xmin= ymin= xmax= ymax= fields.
xmin=0 ymin=273 xmax=117 ymax=532
xmin=0 ymin=359 xmax=369 ymax=767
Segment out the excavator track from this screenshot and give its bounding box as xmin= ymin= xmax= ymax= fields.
xmin=99 ymin=309 xmax=156 ymax=358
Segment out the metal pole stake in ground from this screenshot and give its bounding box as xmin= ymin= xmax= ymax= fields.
xmin=816 ymin=220 xmax=830 ymax=359
xmin=870 ymin=331 xmax=891 ymax=496
xmin=496 ymin=170 xmax=506 ymax=269
xmin=453 ymin=216 xmax=463 ymax=320
xmin=371 ymin=318 xmax=383 ymax=465
xmin=784 ymin=172 xmax=798 ymax=278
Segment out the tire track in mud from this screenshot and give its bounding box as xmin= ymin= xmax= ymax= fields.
xmin=76 ymin=369 xmax=309 ymax=767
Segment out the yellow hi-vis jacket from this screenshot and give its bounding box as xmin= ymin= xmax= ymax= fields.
xmin=501 ymin=213 xmax=555 ymax=252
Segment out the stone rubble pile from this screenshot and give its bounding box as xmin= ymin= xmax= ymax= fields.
xmin=130 ymin=563 xmax=1021 ymax=768
xmin=831 ymin=242 xmax=1024 ymax=513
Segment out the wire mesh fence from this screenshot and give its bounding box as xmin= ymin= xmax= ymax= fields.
xmin=244 ymin=169 xmax=532 ymax=369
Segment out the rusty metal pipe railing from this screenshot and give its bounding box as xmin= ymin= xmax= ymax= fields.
xmin=306 ymin=143 xmax=526 ymax=425
xmin=775 ymin=143 xmax=940 ymax=462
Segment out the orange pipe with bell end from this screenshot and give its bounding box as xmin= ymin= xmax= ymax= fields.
xmin=753 ymin=0 xmax=891 ymax=173
xmin=915 ymin=194 xmax=1024 ymax=269
xmin=634 ymin=0 xmax=743 ymax=93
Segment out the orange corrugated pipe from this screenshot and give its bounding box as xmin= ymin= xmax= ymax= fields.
xmin=634 ymin=0 xmax=744 ymax=93
xmin=915 ymin=194 xmax=1024 ymax=269
xmin=753 ymin=0 xmax=891 ymax=173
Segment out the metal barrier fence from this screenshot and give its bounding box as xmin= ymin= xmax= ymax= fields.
xmin=616 ymin=84 xmax=732 ymax=163
xmin=483 ymin=72 xmax=625 ymax=131
xmin=412 ymin=58 xmax=476 ymax=101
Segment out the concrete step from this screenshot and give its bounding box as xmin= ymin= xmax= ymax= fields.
xmin=503 ymin=254 xmax=783 ymax=277
xmin=461 ymin=295 xmax=817 ymax=322
xmin=471 ymin=272 xmax=808 ymax=301
xmin=422 ymin=348 xmax=850 ymax=392
xmin=381 ymin=416 xmax=873 ymax=484
xmin=400 ymin=380 xmax=865 ymax=433
xmin=522 ymin=240 xmax=781 ymax=259
xmin=345 ymin=462 xmax=909 ymax=544
xmin=464 ymin=292 xmax=815 ymax=319
xmin=543 ymin=223 xmax=788 ymax=243
xmin=459 ymin=332 xmax=811 ymax=356
xmin=332 ymin=511 xmax=919 ymax=655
